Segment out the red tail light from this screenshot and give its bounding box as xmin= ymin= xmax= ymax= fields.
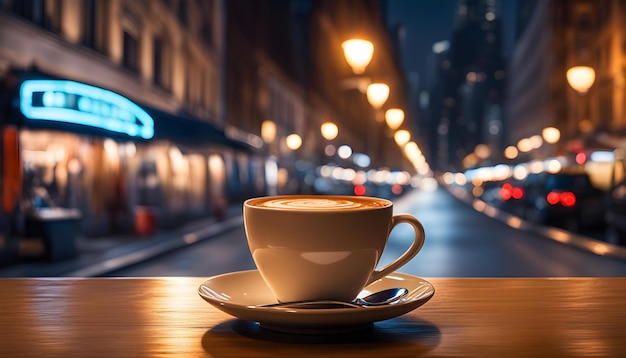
xmin=354 ymin=185 xmax=366 ymax=196
xmin=501 ymin=183 xmax=512 ymax=200
xmin=560 ymin=192 xmax=576 ymax=207
xmin=501 ymin=183 xmax=524 ymax=201
xmin=546 ymin=191 xmax=576 ymax=207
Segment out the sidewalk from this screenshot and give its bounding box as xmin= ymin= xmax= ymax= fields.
xmin=0 ymin=206 xmax=244 ymax=277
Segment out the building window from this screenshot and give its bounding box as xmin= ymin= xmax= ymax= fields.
xmin=80 ymin=0 xmax=108 ymax=54
xmin=123 ymin=30 xmax=140 ymax=73
xmin=8 ymin=0 xmax=62 ymax=33
xmin=11 ymin=0 xmax=46 ymax=28
xmin=82 ymin=0 xmax=96 ymax=48
xmin=153 ymin=37 xmax=171 ymax=91
xmin=200 ymin=0 xmax=214 ymax=46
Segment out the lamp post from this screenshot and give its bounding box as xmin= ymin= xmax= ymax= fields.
xmin=319 ymin=121 xmax=338 ymax=162
xmin=261 ymin=120 xmax=278 ymax=195
xmin=364 ymin=82 xmax=389 ymax=165
xmin=566 ymin=65 xmax=596 ymax=147
xmin=542 ymin=126 xmax=561 ymax=158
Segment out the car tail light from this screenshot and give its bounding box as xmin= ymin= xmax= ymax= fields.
xmin=501 ymin=183 xmax=524 ymax=201
xmin=546 ymin=191 xmax=576 ymax=207
xmin=501 ymin=183 xmax=512 ymax=200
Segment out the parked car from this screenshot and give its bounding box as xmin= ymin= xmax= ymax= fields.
xmin=605 ymin=179 xmax=626 ymax=245
xmin=605 ymin=148 xmax=626 ymax=245
xmin=498 ymin=181 xmax=527 ymax=216
xmin=522 ymin=172 xmax=605 ymax=232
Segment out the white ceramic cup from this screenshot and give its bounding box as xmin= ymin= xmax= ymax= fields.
xmin=243 ymin=195 xmax=426 ymax=303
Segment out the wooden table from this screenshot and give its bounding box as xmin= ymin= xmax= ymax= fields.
xmin=1 ymin=277 xmax=625 ymax=357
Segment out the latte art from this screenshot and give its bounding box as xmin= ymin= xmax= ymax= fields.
xmin=248 ymin=196 xmax=389 ymax=210
xmin=263 ymin=198 xmax=362 ymax=210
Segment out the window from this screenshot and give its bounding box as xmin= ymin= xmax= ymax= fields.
xmin=82 ymin=0 xmax=96 ymax=48
xmin=200 ymin=0 xmax=215 ymax=46
xmin=153 ymin=37 xmax=171 ymax=91
xmin=123 ymin=30 xmax=139 ymax=73
xmin=11 ymin=0 xmax=61 ymax=34
xmin=11 ymin=0 xmax=46 ymax=27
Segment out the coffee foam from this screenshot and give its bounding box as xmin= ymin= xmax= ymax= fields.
xmin=252 ymin=197 xmax=388 ymax=210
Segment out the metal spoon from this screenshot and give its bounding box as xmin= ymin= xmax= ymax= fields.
xmin=256 ymin=287 xmax=409 ymax=309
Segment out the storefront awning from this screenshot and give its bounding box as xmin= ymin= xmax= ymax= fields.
xmin=3 ymin=69 xmax=253 ymax=152
xmin=146 ymin=107 xmax=252 ymax=151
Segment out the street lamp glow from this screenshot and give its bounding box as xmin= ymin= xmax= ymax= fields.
xmin=566 ymin=66 xmax=596 ymax=94
xmin=504 ymin=145 xmax=519 ymax=159
xmin=404 ymin=141 xmax=420 ymax=157
xmin=542 ymin=127 xmax=561 ymax=144
xmin=517 ymin=138 xmax=533 ymax=153
xmin=394 ymin=129 xmax=411 ymax=146
xmin=529 ymin=134 xmax=543 ymax=149
xmin=320 ymin=122 xmax=338 ymax=140
xmin=366 ymin=83 xmax=390 ymax=109
xmin=285 ymin=134 xmax=302 ymax=151
xmin=341 ymin=39 xmax=374 ymax=75
xmin=474 ymin=144 xmax=491 ymax=159
xmin=385 ymin=108 xmax=404 ymax=130
xmin=261 ymin=120 xmax=277 ymax=143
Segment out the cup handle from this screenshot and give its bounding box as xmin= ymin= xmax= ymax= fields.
xmin=366 ymin=214 xmax=426 ymax=285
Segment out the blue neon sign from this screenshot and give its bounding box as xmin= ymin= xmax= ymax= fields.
xmin=20 ymin=80 xmax=154 ymax=139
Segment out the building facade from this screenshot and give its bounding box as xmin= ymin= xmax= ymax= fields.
xmin=507 ymin=0 xmax=626 ymax=164
xmin=0 ymin=0 xmax=257 ymax=248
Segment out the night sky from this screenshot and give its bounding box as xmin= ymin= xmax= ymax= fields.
xmin=386 ymin=0 xmax=518 ymax=90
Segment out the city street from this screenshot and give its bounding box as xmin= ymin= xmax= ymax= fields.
xmin=106 ymin=186 xmax=626 ymax=278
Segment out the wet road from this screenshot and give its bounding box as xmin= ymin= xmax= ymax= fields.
xmin=106 ymin=186 xmax=626 ymax=277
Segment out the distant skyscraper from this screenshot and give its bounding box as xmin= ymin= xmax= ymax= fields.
xmin=428 ymin=0 xmax=506 ymax=170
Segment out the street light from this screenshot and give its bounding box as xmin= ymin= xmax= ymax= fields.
xmin=542 ymin=127 xmax=561 ymax=144
xmin=366 ymin=83 xmax=390 ymax=110
xmin=504 ymin=145 xmax=519 ymax=160
xmin=320 ymin=122 xmax=338 ymax=140
xmin=566 ymin=66 xmax=595 ymax=136
xmin=566 ymin=66 xmax=596 ymax=94
xmin=385 ymin=108 xmax=404 ymax=130
xmin=261 ymin=120 xmax=277 ymax=144
xmin=341 ymin=39 xmax=374 ymax=75
xmin=394 ymin=129 xmax=411 ymax=146
xmin=285 ymin=134 xmax=302 ymax=151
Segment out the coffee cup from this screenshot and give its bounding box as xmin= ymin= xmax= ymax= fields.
xmin=244 ymin=195 xmax=426 ymax=303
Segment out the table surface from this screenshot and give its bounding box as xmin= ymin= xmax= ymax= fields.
xmin=1 ymin=277 xmax=625 ymax=357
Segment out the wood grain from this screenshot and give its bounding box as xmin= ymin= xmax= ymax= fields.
xmin=1 ymin=277 xmax=625 ymax=357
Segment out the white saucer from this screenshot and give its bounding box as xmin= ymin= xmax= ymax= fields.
xmin=198 ymin=270 xmax=435 ymax=333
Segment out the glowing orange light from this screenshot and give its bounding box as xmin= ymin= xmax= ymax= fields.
xmin=566 ymin=66 xmax=595 ymax=94
xmin=342 ymin=39 xmax=374 ymax=75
